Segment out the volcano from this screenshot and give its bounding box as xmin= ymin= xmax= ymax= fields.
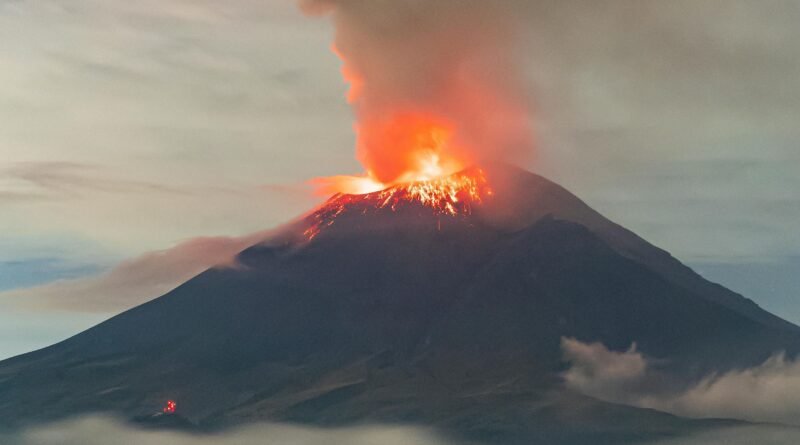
xmin=1 ymin=163 xmax=798 ymax=444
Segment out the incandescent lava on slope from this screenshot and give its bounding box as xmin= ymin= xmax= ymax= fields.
xmin=304 ymin=168 xmax=492 ymax=240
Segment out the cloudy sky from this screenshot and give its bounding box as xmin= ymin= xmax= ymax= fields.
xmin=0 ymin=0 xmax=798 ymax=360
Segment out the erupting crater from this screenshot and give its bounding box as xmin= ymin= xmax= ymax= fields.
xmin=304 ymin=167 xmax=492 ymax=240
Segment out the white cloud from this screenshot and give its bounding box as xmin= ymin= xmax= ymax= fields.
xmin=562 ymin=337 xmax=800 ymax=427
xmin=0 ymin=416 xmax=453 ymax=445
xmin=561 ymin=337 xmax=646 ymax=386
xmin=3 ymin=413 xmax=800 ymax=445
xmin=644 ymin=354 xmax=800 ymax=426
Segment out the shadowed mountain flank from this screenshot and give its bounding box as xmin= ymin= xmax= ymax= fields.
xmin=1 ymin=164 xmax=796 ymax=444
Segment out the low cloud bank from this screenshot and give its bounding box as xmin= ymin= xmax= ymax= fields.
xmin=0 ymin=416 xmax=453 ymax=445
xmin=3 ymin=414 xmax=800 ymax=445
xmin=0 ymin=229 xmax=279 ymax=313
xmin=651 ymin=426 xmax=800 ymax=445
xmin=562 ymin=337 xmax=800 ymax=427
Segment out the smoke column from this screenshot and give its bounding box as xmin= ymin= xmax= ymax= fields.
xmin=300 ymin=0 xmax=534 ymax=187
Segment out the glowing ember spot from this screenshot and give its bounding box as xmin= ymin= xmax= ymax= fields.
xmin=304 ymin=169 xmax=492 ymax=240
xmin=163 ymin=400 xmax=176 ymax=414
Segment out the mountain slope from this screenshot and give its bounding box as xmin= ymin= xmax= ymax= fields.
xmin=0 ymin=164 xmax=797 ymax=444
xmin=475 ymin=163 xmax=798 ymax=333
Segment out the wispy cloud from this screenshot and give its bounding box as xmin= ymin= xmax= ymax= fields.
xmin=0 ymin=191 xmax=47 ymax=203
xmin=0 ymin=229 xmax=281 ymax=313
xmin=1 ymin=162 xmax=190 ymax=200
xmin=0 ymin=416 xmax=454 ymax=445
xmin=0 ymin=258 xmax=103 ymax=292
xmin=0 ymin=0 xmax=341 ymax=256
xmin=562 ymin=337 xmax=800 ymax=427
xmin=3 ymin=413 xmax=800 ymax=445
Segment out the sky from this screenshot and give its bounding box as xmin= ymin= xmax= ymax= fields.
xmin=0 ymin=0 xmax=798 ymax=360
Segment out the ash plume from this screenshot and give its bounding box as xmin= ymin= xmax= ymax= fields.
xmin=299 ymin=0 xmax=534 ymax=184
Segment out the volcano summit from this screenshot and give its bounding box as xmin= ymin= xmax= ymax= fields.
xmin=0 ymin=164 xmax=798 ymax=444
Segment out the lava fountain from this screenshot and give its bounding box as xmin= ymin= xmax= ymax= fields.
xmin=305 ymin=168 xmax=492 ymax=240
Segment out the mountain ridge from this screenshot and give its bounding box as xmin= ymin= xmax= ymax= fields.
xmin=0 ymin=163 xmax=797 ymax=444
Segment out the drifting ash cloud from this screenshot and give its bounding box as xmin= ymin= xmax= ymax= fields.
xmin=562 ymin=337 xmax=800 ymax=427
xmin=0 ymin=230 xmax=278 ymax=313
xmin=0 ymin=416 xmax=454 ymax=445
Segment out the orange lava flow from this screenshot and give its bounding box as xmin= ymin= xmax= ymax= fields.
xmin=304 ymin=169 xmax=492 ymax=240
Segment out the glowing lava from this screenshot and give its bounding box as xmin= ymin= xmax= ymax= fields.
xmin=163 ymin=400 xmax=176 ymax=414
xmin=305 ymin=168 xmax=492 ymax=240
xmin=313 ymin=44 xmax=475 ymax=198
xmin=306 ymin=40 xmax=501 ymax=240
xmin=314 ymin=113 xmax=469 ymax=197
xmin=356 ymin=113 xmax=466 ymax=185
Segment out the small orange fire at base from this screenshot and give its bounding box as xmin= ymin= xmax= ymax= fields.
xmin=304 ymin=168 xmax=492 ymax=240
xmin=163 ymin=400 xmax=176 ymax=414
